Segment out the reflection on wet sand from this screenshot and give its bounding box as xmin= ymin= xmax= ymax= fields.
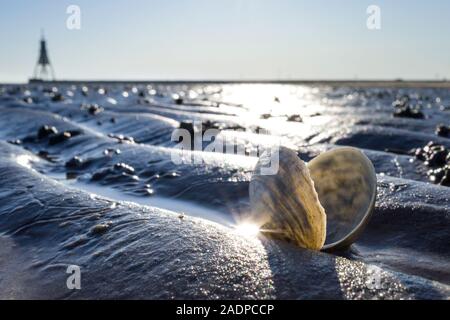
xmin=0 ymin=83 xmax=449 ymax=299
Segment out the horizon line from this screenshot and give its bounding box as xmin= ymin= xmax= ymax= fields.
xmin=0 ymin=78 xmax=447 ymax=85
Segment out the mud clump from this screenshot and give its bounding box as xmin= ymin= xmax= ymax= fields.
xmin=38 ymin=125 xmax=58 ymax=139
xmin=415 ymin=141 xmax=450 ymax=186
xmin=441 ymin=169 xmax=450 ymax=186
xmin=37 ymin=150 xmax=58 ymax=162
xmin=49 ymin=132 xmax=72 ymax=145
xmin=428 ymin=166 xmax=450 ymax=186
xmin=8 ymin=139 xmax=22 ymax=145
xmin=50 ymin=92 xmax=64 ymax=102
xmin=91 ymin=222 xmax=112 ymax=235
xmin=418 ymin=143 xmax=448 ymax=167
xmin=83 ymin=103 xmax=104 ymax=115
xmin=393 ymin=106 xmax=424 ymax=119
xmin=65 ymin=156 xmax=83 ymax=169
xmin=48 ymin=130 xmax=81 ymax=145
xmin=287 ymin=114 xmax=303 ymax=122
xmin=436 ymin=125 xmax=450 ymax=138
xmin=37 ymin=126 xmax=82 ymax=145
xmin=173 ymin=95 xmax=183 ymax=105
xmin=392 ymin=98 xmax=424 ymax=119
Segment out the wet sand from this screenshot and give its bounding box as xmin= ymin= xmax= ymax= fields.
xmin=0 ymin=82 xmax=449 ymax=299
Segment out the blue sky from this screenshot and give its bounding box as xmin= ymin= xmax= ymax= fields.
xmin=1 ymin=0 xmax=449 ymax=82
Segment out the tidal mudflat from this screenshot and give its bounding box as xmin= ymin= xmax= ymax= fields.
xmin=0 ymin=83 xmax=448 ymax=299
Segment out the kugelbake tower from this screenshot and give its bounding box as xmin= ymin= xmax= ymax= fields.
xmin=32 ymin=31 xmax=55 ymax=81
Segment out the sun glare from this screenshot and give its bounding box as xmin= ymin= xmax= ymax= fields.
xmin=234 ymin=223 xmax=260 ymax=237
xmin=15 ymin=154 xmax=34 ymax=169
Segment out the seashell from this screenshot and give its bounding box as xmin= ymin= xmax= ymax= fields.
xmin=249 ymin=146 xmax=376 ymax=251
xmin=308 ymin=147 xmax=377 ymax=250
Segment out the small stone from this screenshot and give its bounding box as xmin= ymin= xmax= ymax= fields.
xmin=287 ymin=114 xmax=303 ymax=122
xmin=91 ymin=223 xmax=111 ymax=234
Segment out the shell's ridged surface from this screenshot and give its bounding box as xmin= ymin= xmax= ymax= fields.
xmin=307 ymin=147 xmax=377 ymax=250
xmin=249 ymin=147 xmax=326 ymax=250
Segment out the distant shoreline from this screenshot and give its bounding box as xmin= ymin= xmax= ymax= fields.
xmin=2 ymin=79 xmax=450 ymax=89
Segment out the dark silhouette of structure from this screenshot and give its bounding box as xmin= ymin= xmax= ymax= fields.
xmin=31 ymin=31 xmax=55 ymax=81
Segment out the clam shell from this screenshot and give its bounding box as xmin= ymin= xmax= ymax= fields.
xmin=249 ymin=146 xmax=376 ymax=251
xmin=249 ymin=147 xmax=327 ymax=250
xmin=308 ymin=147 xmax=377 ymax=251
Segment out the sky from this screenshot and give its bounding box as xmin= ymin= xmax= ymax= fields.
xmin=1 ymin=0 xmax=450 ymax=82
